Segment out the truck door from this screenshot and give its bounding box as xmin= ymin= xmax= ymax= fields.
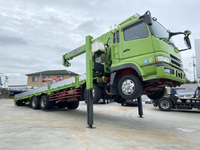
xmin=121 ymin=21 xmax=154 ymax=61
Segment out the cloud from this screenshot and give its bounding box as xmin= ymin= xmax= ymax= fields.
xmin=76 ymin=20 xmax=98 ymax=33
xmin=0 ymin=0 xmax=199 ymax=85
xmin=0 ymin=35 xmax=28 ymax=46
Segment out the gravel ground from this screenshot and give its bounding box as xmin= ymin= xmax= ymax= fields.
xmin=0 ymin=99 xmax=200 ymax=150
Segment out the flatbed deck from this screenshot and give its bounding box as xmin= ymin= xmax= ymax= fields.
xmin=14 ymin=74 xmax=86 ymax=103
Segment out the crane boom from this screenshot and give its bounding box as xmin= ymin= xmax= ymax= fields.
xmin=62 ymin=44 xmax=86 ymax=67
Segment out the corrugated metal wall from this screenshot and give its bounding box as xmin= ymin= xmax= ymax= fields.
xmin=195 ymin=39 xmax=200 ymax=78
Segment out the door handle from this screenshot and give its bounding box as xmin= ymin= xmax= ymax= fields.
xmin=123 ymin=49 xmax=130 ymax=52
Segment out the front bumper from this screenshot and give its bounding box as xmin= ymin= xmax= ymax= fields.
xmin=142 ymin=63 xmax=186 ymax=85
xmin=156 ymin=63 xmax=186 ymax=84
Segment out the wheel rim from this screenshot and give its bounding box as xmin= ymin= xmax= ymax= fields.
xmin=160 ymin=100 xmax=170 ymax=109
xmin=41 ymin=98 xmax=46 ymax=108
xmin=32 ymin=97 xmax=36 ymax=107
xmin=121 ymin=79 xmax=135 ymax=95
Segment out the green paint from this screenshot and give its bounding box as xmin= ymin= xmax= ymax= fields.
xmin=85 ymin=35 xmax=93 ymax=90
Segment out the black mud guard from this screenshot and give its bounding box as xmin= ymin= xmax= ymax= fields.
xmin=110 ymin=72 xmax=118 ymax=95
xmin=81 ymin=83 xmax=86 ymax=100
xmin=169 ymin=95 xmax=178 ymax=106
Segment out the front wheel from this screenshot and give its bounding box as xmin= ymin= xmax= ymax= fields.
xmin=118 ymin=75 xmax=142 ymax=100
xmin=158 ymin=98 xmax=172 ymax=111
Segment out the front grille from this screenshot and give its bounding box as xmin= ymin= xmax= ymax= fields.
xmin=170 ymin=54 xmax=181 ymax=63
xmin=171 ymin=60 xmax=181 ymax=67
xmin=170 ymin=54 xmax=182 ymax=68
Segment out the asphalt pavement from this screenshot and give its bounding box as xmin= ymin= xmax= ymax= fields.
xmin=0 ymin=99 xmax=200 ymax=150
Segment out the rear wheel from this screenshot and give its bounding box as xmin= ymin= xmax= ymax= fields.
xmin=16 ymin=100 xmax=25 ymax=106
xmin=31 ymin=96 xmax=40 ymax=109
xmin=40 ymin=95 xmax=50 ymax=110
xmin=66 ymin=101 xmax=79 ymax=109
xmin=118 ymin=75 xmax=142 ymax=100
xmin=158 ymin=98 xmax=172 ymax=111
xmin=49 ymin=101 xmax=55 ymax=109
xmin=57 ymin=101 xmax=66 ymax=108
xmin=84 ymin=84 xmax=101 ymax=104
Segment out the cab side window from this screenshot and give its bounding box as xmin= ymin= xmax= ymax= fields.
xmin=124 ymin=22 xmax=148 ymax=41
xmin=113 ymin=31 xmax=120 ymax=43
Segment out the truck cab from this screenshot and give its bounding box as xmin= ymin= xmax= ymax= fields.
xmin=106 ymin=11 xmax=191 ymax=101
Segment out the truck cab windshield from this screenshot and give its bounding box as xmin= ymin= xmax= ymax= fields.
xmin=150 ymin=20 xmax=175 ymax=47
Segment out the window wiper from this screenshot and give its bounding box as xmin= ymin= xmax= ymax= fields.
xmin=159 ymin=37 xmax=168 ymax=42
xmin=159 ymin=37 xmax=177 ymax=49
xmin=168 ymin=41 xmax=177 ymax=49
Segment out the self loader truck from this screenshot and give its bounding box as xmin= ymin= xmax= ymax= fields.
xmin=14 ymin=11 xmax=191 ymax=112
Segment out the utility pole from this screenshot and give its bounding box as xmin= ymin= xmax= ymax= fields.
xmin=192 ymin=55 xmax=196 ymax=81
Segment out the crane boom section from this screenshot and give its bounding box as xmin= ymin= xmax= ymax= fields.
xmin=62 ymin=45 xmax=86 ymax=67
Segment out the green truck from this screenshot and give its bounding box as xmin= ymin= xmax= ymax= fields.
xmin=14 ymin=11 xmax=191 ymax=110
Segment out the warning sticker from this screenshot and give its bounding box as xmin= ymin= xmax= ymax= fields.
xmin=149 ymin=58 xmax=153 ymax=63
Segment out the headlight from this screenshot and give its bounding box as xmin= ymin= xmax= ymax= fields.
xmin=164 ymin=68 xmax=170 ymax=74
xmin=156 ymin=56 xmax=170 ymax=63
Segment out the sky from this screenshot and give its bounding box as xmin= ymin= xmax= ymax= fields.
xmin=0 ymin=0 xmax=200 ymax=86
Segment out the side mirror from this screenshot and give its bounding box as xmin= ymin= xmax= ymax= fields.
xmin=184 ymin=30 xmax=191 ymax=49
xmin=169 ymin=30 xmax=192 ymax=52
xmin=184 ymin=36 xmax=191 ymax=49
xmin=184 ymin=30 xmax=191 ymax=36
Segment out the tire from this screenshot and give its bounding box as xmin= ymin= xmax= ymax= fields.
xmin=147 ymin=89 xmax=166 ymax=101
xmin=158 ymin=98 xmax=172 ymax=111
xmin=16 ymin=100 xmax=25 ymax=106
xmin=57 ymin=102 xmax=66 ymax=108
xmin=40 ymin=95 xmax=50 ymax=110
xmin=66 ymin=101 xmax=79 ymax=109
xmin=31 ymin=96 xmax=40 ymax=109
xmin=49 ymin=101 xmax=55 ymax=109
xmin=118 ymin=75 xmax=142 ymax=100
xmin=114 ymin=95 xmax=126 ymax=103
xmin=29 ymin=100 xmax=32 ymax=107
xmin=84 ymin=84 xmax=101 ymax=104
